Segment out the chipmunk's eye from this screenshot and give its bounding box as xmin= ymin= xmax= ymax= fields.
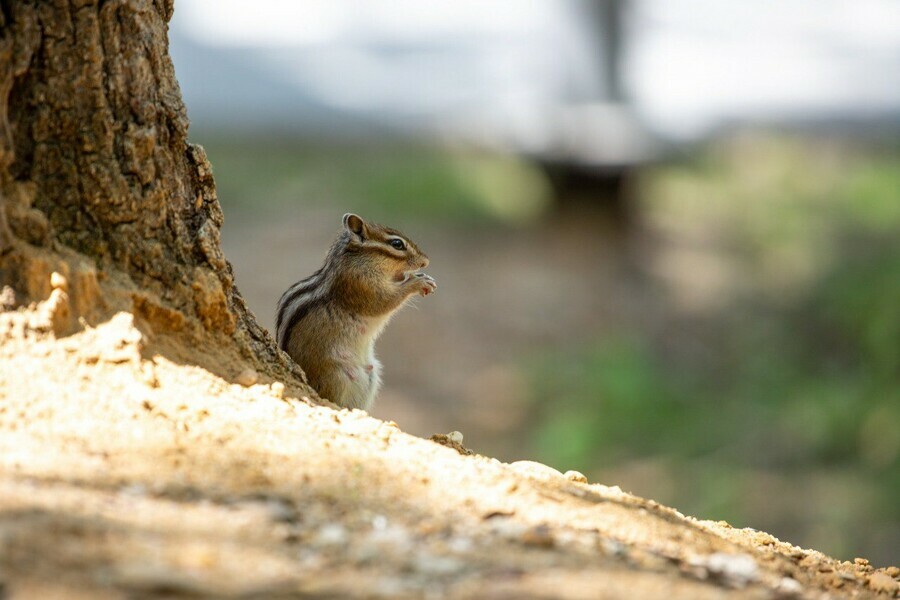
xmin=389 ymin=239 xmax=406 ymax=251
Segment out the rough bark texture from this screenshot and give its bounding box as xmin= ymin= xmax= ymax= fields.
xmin=0 ymin=0 xmax=311 ymax=393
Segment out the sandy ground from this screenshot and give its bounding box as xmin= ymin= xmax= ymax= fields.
xmin=1 ymin=290 xmax=897 ymax=599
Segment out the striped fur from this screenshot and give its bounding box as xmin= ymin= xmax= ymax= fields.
xmin=275 ymin=268 xmax=324 ymax=350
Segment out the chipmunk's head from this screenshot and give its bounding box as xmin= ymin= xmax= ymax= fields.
xmin=341 ymin=213 xmax=429 ymax=281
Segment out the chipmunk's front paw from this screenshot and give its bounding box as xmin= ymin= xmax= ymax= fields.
xmin=413 ymin=273 xmax=436 ymax=296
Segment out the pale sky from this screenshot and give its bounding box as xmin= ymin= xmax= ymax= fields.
xmin=172 ymin=0 xmax=900 ymax=140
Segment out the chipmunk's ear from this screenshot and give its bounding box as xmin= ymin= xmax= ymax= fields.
xmin=342 ymin=213 xmax=367 ymax=240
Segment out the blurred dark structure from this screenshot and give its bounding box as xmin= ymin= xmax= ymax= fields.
xmin=534 ymin=0 xmax=653 ymax=224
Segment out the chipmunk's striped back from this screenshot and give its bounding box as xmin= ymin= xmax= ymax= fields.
xmin=275 ymin=268 xmax=323 ymax=351
xmin=275 ymin=230 xmax=349 ymax=351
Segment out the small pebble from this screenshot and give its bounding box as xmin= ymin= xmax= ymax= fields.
xmin=447 ymin=431 xmax=464 ymax=444
xmin=775 ymin=577 xmax=803 ymax=596
xmin=694 ymin=552 xmax=759 ymax=586
xmin=564 ymin=470 xmax=588 ymax=483
xmin=235 ymin=368 xmax=258 ymax=387
xmin=315 ymin=523 xmax=348 ymax=546
xmin=271 ymin=381 xmax=285 ymax=398
xmin=507 ymin=460 xmax=563 ymax=479
xmin=50 ymin=272 xmax=68 ymax=290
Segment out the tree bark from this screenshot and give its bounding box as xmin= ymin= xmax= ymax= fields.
xmin=0 ymin=0 xmax=311 ymax=394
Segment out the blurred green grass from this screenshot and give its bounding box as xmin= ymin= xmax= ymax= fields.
xmin=199 ymin=136 xmax=551 ymax=224
xmin=527 ymin=135 xmax=900 ymax=564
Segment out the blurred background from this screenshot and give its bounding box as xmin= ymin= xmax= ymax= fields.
xmin=169 ymin=0 xmax=900 ymax=566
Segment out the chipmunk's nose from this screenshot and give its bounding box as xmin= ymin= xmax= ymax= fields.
xmin=419 ymin=256 xmax=429 ymax=269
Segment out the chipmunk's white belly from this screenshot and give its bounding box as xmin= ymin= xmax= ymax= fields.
xmin=337 ymin=316 xmax=389 ymax=411
xmin=337 ymin=351 xmax=382 ymax=411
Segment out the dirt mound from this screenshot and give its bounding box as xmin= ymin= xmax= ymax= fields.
xmin=0 ymin=280 xmax=896 ymax=599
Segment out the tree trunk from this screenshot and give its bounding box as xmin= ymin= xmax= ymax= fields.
xmin=0 ymin=0 xmax=311 ymax=394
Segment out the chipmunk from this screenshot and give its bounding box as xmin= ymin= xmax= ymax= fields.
xmin=275 ymin=213 xmax=435 ymax=410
